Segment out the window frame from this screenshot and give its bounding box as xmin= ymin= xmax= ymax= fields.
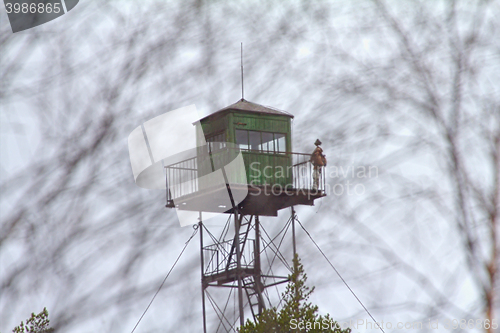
xmin=206 ymin=131 xmax=227 ymax=153
xmin=235 ymin=129 xmax=287 ymax=154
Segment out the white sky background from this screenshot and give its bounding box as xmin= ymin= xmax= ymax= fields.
xmin=1 ymin=0 xmax=499 ymax=332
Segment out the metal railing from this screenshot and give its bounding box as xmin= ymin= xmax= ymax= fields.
xmin=290 ymin=152 xmax=326 ymax=192
xmin=165 ymin=155 xmax=198 ymax=202
xmin=165 ymin=148 xmax=325 ymax=205
xmin=203 ymin=238 xmax=255 ymax=276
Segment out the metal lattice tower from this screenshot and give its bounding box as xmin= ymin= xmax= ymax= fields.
xmin=165 ymin=99 xmax=326 ymax=332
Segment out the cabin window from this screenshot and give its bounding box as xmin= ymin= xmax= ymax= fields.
xmin=249 ymin=131 xmax=261 ymax=150
xmin=275 ymin=133 xmax=286 ymax=153
xmin=236 ymin=129 xmax=287 ymax=153
xmin=260 ymin=132 xmax=274 ymax=152
xmin=206 ymin=132 xmax=226 ymax=152
xmin=235 ymin=130 xmax=249 ymax=150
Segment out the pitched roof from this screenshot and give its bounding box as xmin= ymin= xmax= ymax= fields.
xmin=200 ymin=99 xmax=294 ymax=122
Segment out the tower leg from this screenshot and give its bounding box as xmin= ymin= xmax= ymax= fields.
xmin=255 ymin=215 xmax=263 ymax=315
xmin=199 ymin=213 xmax=207 ymax=333
xmin=291 ymin=206 xmax=297 ymax=260
xmin=235 ymin=209 xmax=245 ymax=327
xmin=291 ymin=206 xmax=298 ymax=303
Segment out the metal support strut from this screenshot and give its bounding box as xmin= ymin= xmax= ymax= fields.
xmin=199 ymin=189 xmax=300 ymax=331
xmin=199 ymin=213 xmax=207 ymax=333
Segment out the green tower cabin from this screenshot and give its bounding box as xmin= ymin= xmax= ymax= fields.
xmin=165 ymin=99 xmax=326 ymax=216
xmin=200 ymin=99 xmax=292 ymax=188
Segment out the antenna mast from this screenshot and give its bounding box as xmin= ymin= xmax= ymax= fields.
xmin=241 ymin=42 xmax=244 ymax=100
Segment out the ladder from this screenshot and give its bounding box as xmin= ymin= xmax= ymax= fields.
xmin=225 ymin=215 xmax=253 ymax=271
xmin=243 ymin=275 xmax=265 ymax=320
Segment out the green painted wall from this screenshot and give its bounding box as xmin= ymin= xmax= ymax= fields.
xmin=197 ymin=110 xmax=293 ymax=187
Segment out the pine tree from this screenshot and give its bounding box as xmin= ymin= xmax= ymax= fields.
xmin=239 ymin=255 xmax=351 ymax=333
xmin=12 ymin=308 xmax=54 ymax=333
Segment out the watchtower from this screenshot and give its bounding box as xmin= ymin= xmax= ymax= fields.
xmin=165 ymin=99 xmax=325 ymax=332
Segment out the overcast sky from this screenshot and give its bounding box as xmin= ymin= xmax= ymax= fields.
xmin=1 ymin=1 xmax=499 ymax=332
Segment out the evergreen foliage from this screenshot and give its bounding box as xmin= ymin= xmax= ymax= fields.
xmin=12 ymin=308 xmax=54 ymax=333
xmin=239 ymin=255 xmax=351 ymax=333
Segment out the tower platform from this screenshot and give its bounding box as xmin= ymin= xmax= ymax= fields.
xmin=202 ymin=267 xmax=257 ymax=286
xmin=166 ymin=184 xmax=325 ymax=216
